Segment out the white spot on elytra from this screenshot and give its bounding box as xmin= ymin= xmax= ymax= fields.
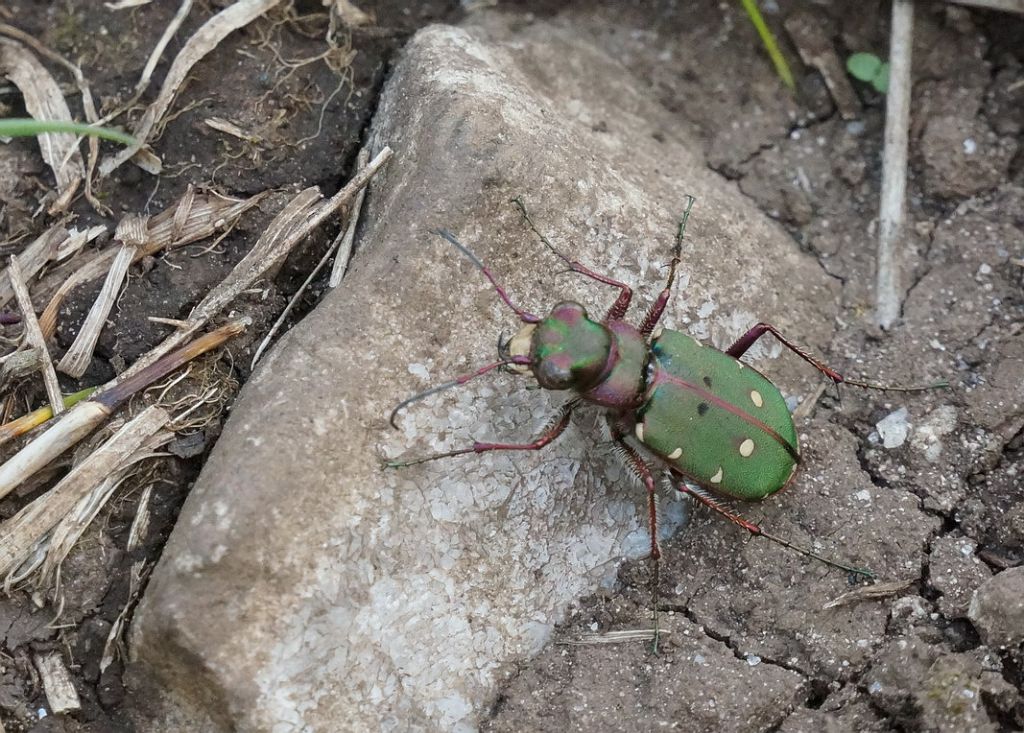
xmin=710 ymin=467 xmax=723 ymax=483
xmin=739 ymin=439 xmax=755 ymax=457
xmin=635 ymin=423 xmax=645 ymax=442
xmin=651 ymin=325 xmax=664 ymax=340
xmin=667 ymin=447 xmax=682 ymax=460
xmin=750 ymin=390 xmax=763 ymax=408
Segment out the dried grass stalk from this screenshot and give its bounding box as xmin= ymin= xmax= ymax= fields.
xmin=0 ymin=321 xmax=245 ymax=500
xmin=8 ymin=257 xmax=64 ymax=415
xmin=126 ymin=483 xmax=153 ymax=553
xmin=34 ymin=431 xmax=171 ymax=593
xmin=55 ymin=224 xmax=106 ymax=262
xmin=0 ymin=387 xmax=94 ymax=448
xmin=0 ymin=406 xmax=169 ymax=578
xmin=0 ymin=349 xmax=43 ymax=393
xmin=101 ymin=559 xmax=147 ymax=672
xmin=0 ymin=22 xmax=104 ymax=213
xmin=329 ymin=147 xmax=370 ymax=287
xmin=34 ymin=651 xmax=80 ymax=714
xmin=36 ymin=190 xmax=266 ymax=337
xmin=99 ymin=0 xmax=285 ymax=177
xmin=57 ymin=242 xmax=136 ymax=378
xmin=0 ymin=224 xmax=66 ymax=309
xmin=0 ymin=38 xmax=84 ymax=201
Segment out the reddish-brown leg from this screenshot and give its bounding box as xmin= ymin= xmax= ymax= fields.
xmin=671 ymin=472 xmax=874 ymax=578
xmin=512 ymin=196 xmax=633 ymax=321
xmin=725 ymin=322 xmax=844 ymax=382
xmin=639 ymin=196 xmax=695 ymax=337
xmin=385 ymin=399 xmax=577 ymax=468
xmin=726 ymin=323 xmax=948 ymax=393
xmin=608 ymin=416 xmax=661 ymax=561
xmin=638 ymin=255 xmax=681 ymax=337
xmin=609 ymin=414 xmax=664 ymax=651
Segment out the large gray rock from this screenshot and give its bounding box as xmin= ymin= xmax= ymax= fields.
xmin=128 ymin=18 xmax=838 ymax=732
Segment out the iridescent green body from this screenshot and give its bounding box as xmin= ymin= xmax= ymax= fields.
xmin=638 ymin=329 xmax=799 ymax=500
xmin=524 ymin=301 xmax=799 ymax=501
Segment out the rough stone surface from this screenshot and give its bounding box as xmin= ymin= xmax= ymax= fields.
xmin=127 ymin=17 xmax=839 ymax=733
xmin=968 ymin=566 xmax=1024 ymax=650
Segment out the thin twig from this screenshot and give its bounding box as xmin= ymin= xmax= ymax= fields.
xmin=329 ymin=147 xmax=370 ymax=287
xmin=875 ymin=0 xmax=914 ymax=329
xmin=251 ymin=148 xmax=380 ymax=367
xmin=8 ymin=257 xmax=64 ymax=416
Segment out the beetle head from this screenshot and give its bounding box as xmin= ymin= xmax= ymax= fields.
xmin=511 ymin=301 xmax=611 ymax=391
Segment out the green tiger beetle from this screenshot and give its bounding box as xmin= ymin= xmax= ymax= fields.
xmin=387 ymin=196 xmax=944 ymax=647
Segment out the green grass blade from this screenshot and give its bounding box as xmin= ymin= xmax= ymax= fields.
xmin=0 ymin=118 xmax=136 ymax=146
xmin=738 ymin=0 xmax=795 ymax=91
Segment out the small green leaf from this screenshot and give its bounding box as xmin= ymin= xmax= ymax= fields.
xmin=871 ymin=62 xmax=890 ymax=94
xmin=846 ymin=52 xmax=882 ymax=83
xmin=0 ymin=118 xmax=136 ymax=145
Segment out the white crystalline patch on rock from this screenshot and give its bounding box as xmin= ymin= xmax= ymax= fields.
xmin=407 ymin=362 xmax=430 ymax=381
xmin=911 ymin=405 xmax=958 ymax=462
xmin=876 ymin=407 xmax=910 ymax=449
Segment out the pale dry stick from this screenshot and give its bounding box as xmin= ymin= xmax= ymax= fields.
xmin=125 ymin=484 xmax=153 ymax=553
xmin=8 ymin=257 xmax=64 ymax=416
xmin=138 ymin=145 xmax=392 ymax=375
xmin=58 ymin=215 xmax=148 ymax=378
xmin=945 ymin=0 xmax=1024 ymax=11
xmin=329 ymin=147 xmax=370 ymax=287
xmin=250 ymin=231 xmax=335 ymax=367
xmin=99 ymin=0 xmax=285 ymax=177
xmin=34 ymin=651 xmax=80 ymax=714
xmin=0 ymin=320 xmax=246 ymax=501
xmin=558 ymin=629 xmax=666 ymax=645
xmin=57 ymin=244 xmax=135 ymax=377
xmin=54 ymin=225 xmax=106 ymax=263
xmin=875 ymin=0 xmax=914 ymax=329
xmin=0 ymin=406 xmax=169 ymax=577
xmin=822 ymin=579 xmax=913 ymax=610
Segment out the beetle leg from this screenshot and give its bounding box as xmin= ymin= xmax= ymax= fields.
xmin=384 ymin=399 xmax=577 ymax=468
xmin=511 ymin=196 xmax=633 ymax=321
xmin=639 ymin=196 xmax=695 ymax=336
xmin=724 ymin=323 xmax=949 ymax=394
xmin=638 ymin=255 xmax=680 ymax=336
xmin=725 ymin=322 xmax=845 ymax=382
xmin=672 ymin=474 xmax=875 ymax=579
xmin=608 ymin=415 xmax=663 ymax=652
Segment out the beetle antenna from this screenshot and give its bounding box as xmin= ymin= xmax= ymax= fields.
xmin=510 ymin=195 xmax=574 ymax=266
xmin=678 ymin=481 xmax=876 ymax=579
xmin=433 ymin=229 xmax=540 ymax=324
xmin=673 ymin=195 xmax=696 ymax=257
xmin=840 ymin=377 xmax=950 ymax=393
xmin=388 ymin=356 xmax=533 ymax=428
